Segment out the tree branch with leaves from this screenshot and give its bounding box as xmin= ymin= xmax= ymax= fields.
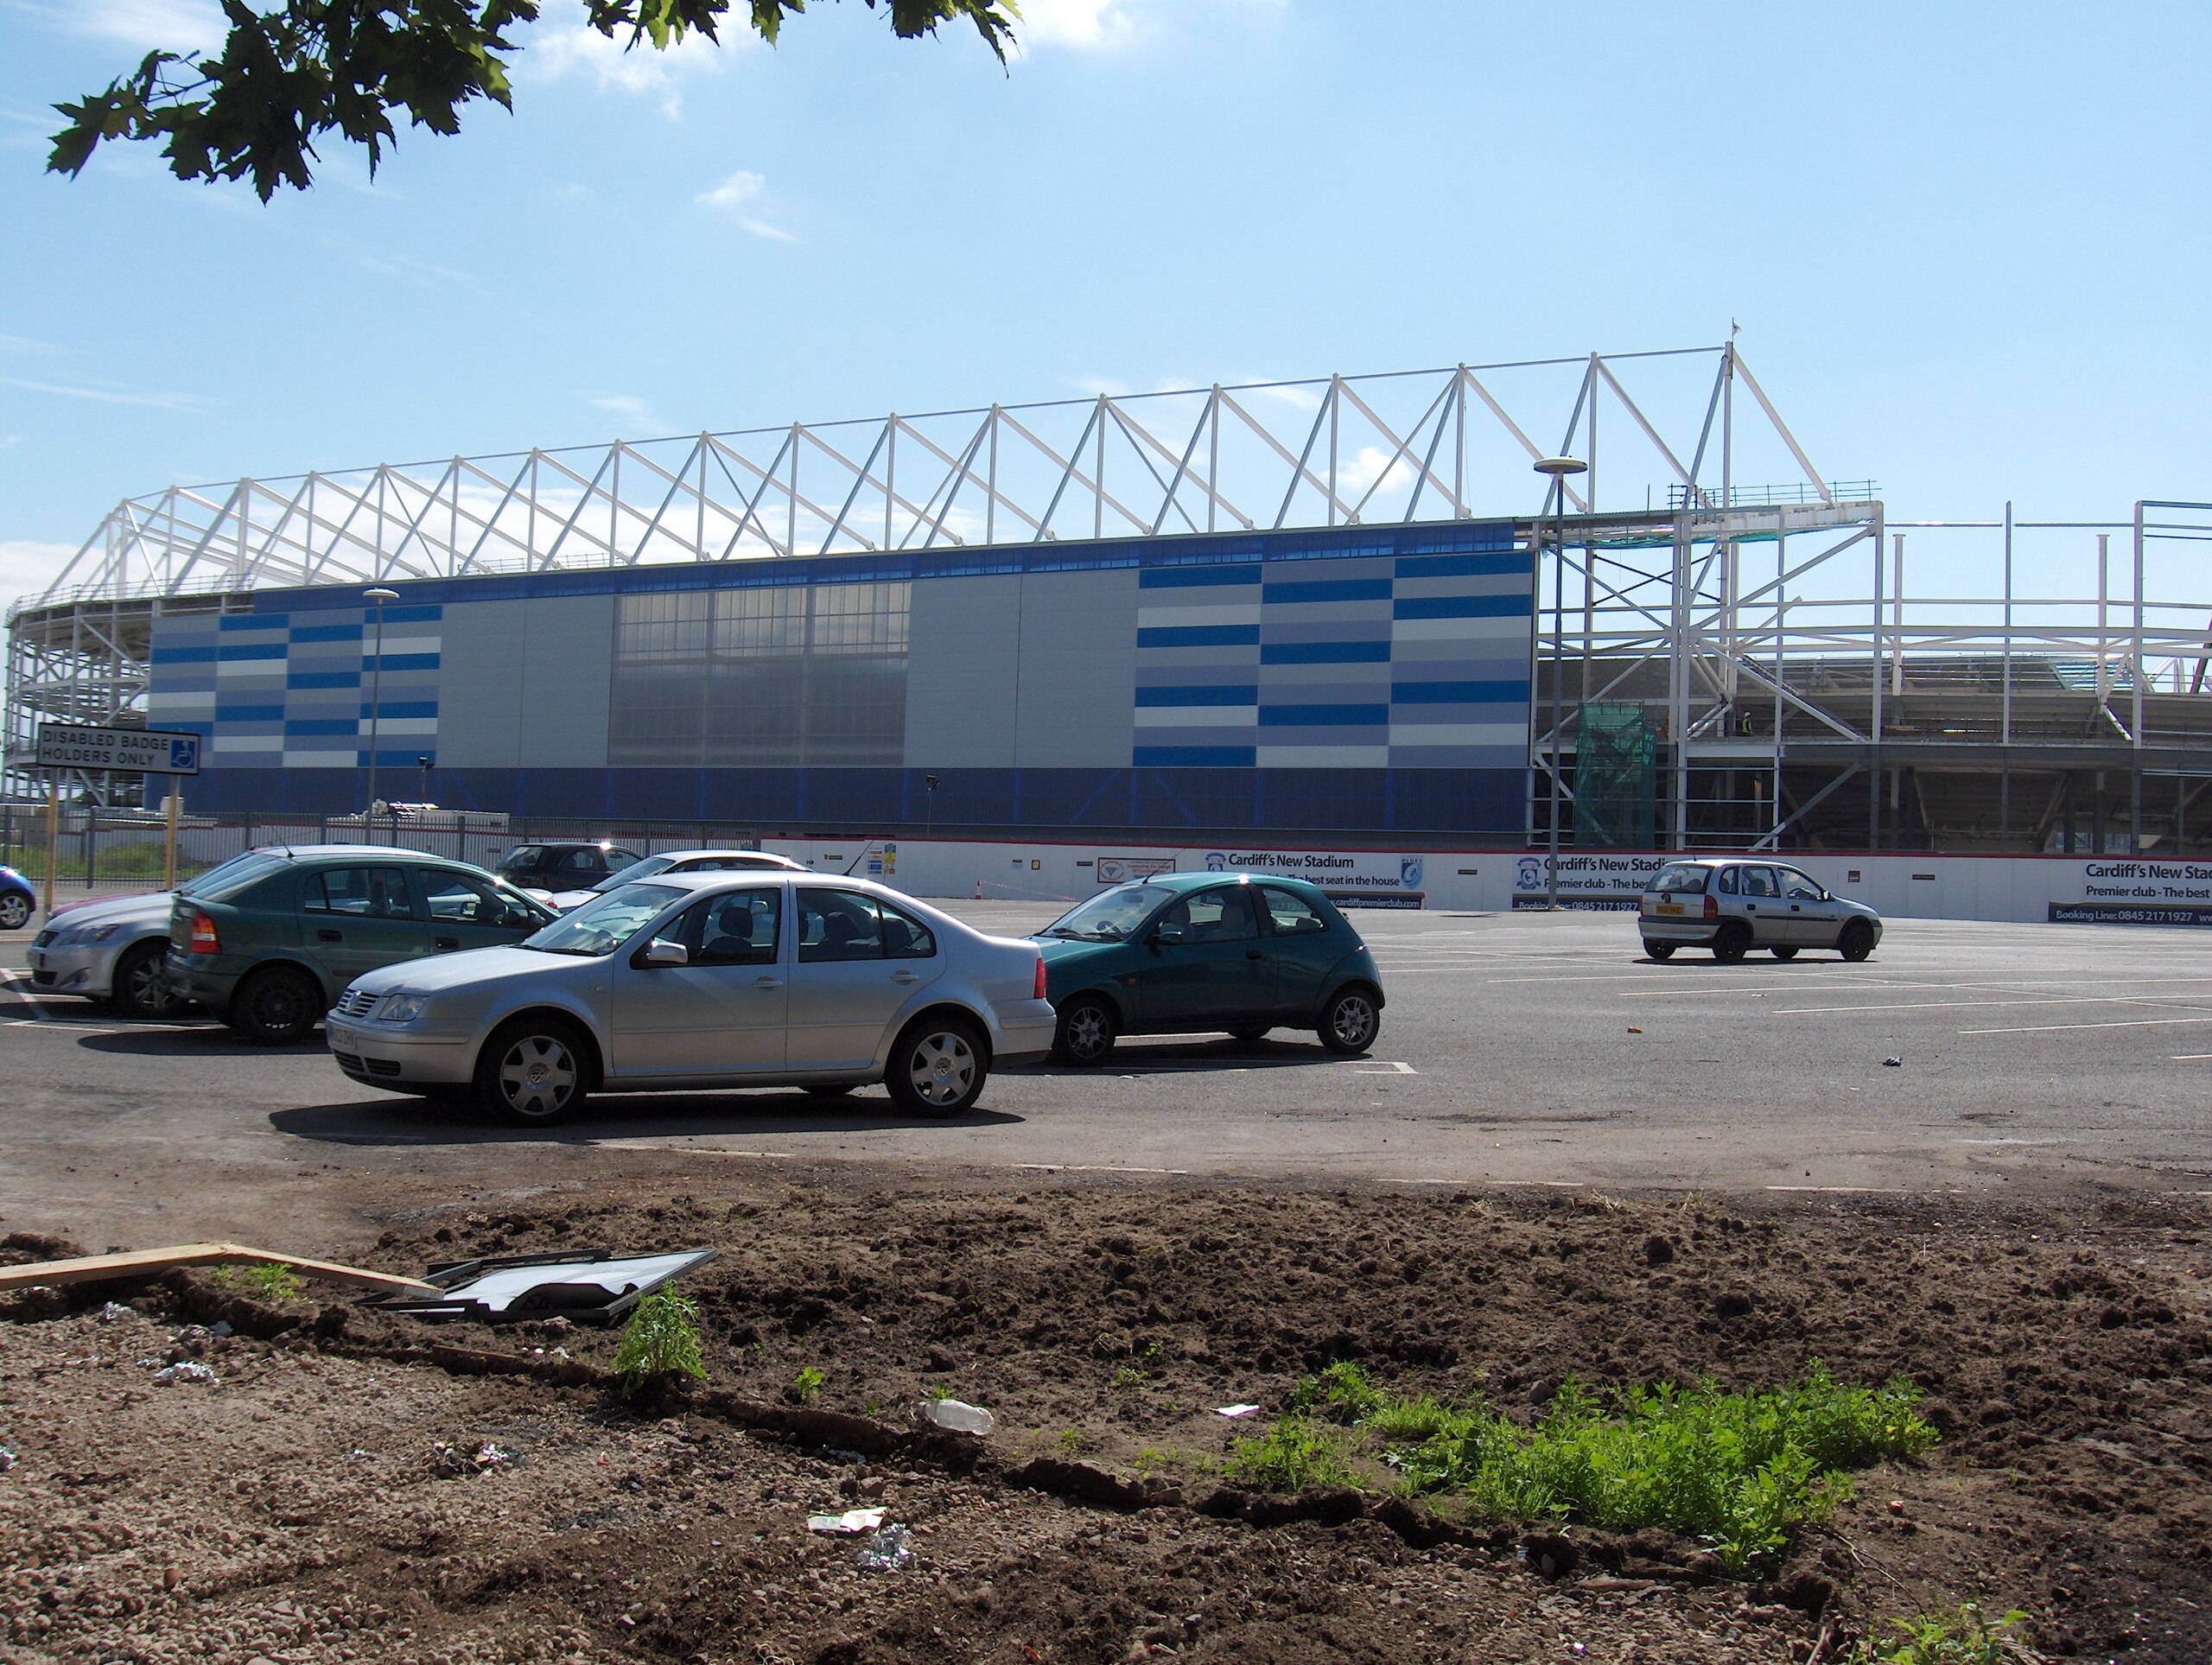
xmin=49 ymin=0 xmax=1020 ymax=200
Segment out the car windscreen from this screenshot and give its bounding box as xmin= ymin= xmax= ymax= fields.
xmin=1645 ymin=863 xmax=1710 ymax=895
xmin=592 ymin=855 xmax=673 ymax=892
xmin=179 ymin=850 xmax=293 ymax=900
xmin=1039 ymin=883 xmax=1177 ymax=942
xmin=520 ymin=882 xmax=683 ymax=956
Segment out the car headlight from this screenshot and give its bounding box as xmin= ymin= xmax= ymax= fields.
xmin=86 ymin=924 xmax=122 ymax=942
xmin=374 ymin=993 xmax=430 ymax=1024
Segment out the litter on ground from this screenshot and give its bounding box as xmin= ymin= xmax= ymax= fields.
xmin=807 ymin=1507 xmax=887 ymax=1535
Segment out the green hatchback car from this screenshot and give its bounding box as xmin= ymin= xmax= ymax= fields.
xmin=164 ymin=845 xmax=556 ymax=1044
xmin=1035 ymin=871 xmax=1385 ymax=1066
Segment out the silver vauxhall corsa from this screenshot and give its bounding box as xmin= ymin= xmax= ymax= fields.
xmin=324 ymin=872 xmax=1055 ymax=1125
xmin=1637 ymin=857 xmax=1883 ymax=963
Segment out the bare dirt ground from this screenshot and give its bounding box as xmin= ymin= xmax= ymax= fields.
xmin=4 ymin=1167 xmax=2209 ymax=1664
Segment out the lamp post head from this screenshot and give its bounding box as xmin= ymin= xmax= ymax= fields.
xmin=1532 ymin=456 xmax=1587 ymax=480
xmin=364 ymin=587 xmax=401 ymax=606
xmin=924 ymin=774 xmax=940 ymax=791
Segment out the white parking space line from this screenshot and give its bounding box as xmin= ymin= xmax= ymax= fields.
xmin=1960 ymin=1014 xmax=2212 ymax=1035
xmin=2170 ymin=1054 xmax=2212 ymax=1062
xmin=1776 ymin=995 xmax=2212 ymax=1016
xmin=1354 ymin=1061 xmax=1420 ymax=1076
xmin=1014 ymin=1164 xmax=1191 ymax=1175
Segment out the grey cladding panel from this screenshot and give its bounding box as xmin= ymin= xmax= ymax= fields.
xmin=433 ymin=599 xmax=529 ymax=768
xmin=903 ymin=575 xmax=1021 ymax=767
xmin=518 ymin=594 xmax=614 ymax=767
xmin=1016 ymin=567 xmax=1137 ymax=768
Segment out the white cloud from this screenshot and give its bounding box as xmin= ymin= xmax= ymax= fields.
xmin=696 ymin=170 xmax=798 ymax=242
xmin=0 ymin=375 xmax=200 ymax=411
xmin=524 ymin=12 xmax=729 ymax=119
xmin=696 ymin=169 xmax=764 ymax=209
xmin=60 ymin=0 xmax=226 ymax=54
xmin=1014 ymin=0 xmax=1139 ymax=50
xmin=588 ymin=394 xmax=668 ymax=433
xmin=0 ymin=540 xmax=82 ymax=613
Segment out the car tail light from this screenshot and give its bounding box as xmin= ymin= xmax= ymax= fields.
xmin=188 ymin=910 xmax=220 ymax=954
xmin=1702 ymin=894 xmax=1719 ymax=921
xmin=1033 ymin=955 xmax=1048 ymax=1001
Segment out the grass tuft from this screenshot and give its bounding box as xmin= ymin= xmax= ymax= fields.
xmin=1286 ymin=1359 xmax=1385 ymax=1423
xmin=208 ymin=1262 xmax=303 ymax=1302
xmin=610 ymin=1288 xmax=708 ymax=1395
xmin=1847 ymin=1603 xmax=2036 ymax=1663
xmin=1387 ymin=1363 xmax=1937 ymax=1573
xmin=1223 ymin=1416 xmax=1357 ymax=1491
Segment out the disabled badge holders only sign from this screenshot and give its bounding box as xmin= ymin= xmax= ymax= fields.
xmin=35 ymin=722 xmax=201 ymax=775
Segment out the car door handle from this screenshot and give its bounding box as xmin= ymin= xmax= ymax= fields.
xmin=892 ymin=969 xmax=921 ymax=982
xmin=435 ymin=936 xmax=461 ymax=950
xmin=753 ymin=975 xmax=784 ymax=990
xmin=1244 ymin=948 xmax=1264 ymax=960
xmin=317 ymin=929 xmax=342 ymax=942
xmin=1789 ymin=906 xmax=1801 ymax=913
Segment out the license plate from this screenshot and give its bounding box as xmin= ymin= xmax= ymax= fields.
xmin=327 ymin=1022 xmax=358 ymax=1051
xmin=1656 ymin=903 xmax=1682 ymax=916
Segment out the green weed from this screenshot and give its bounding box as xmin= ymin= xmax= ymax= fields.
xmin=1847 ymin=1603 xmax=2035 ymax=1664
xmin=1110 ymin=1364 xmax=1147 ymax=1391
xmin=1052 ymin=1427 xmax=1091 ymax=1455
xmin=1286 ymin=1359 xmax=1385 ymax=1423
xmin=208 ymin=1262 xmax=302 ymax=1302
xmin=1223 ymin=1416 xmax=1357 ymax=1491
xmin=791 ymin=1365 xmax=825 ymax=1404
xmin=1387 ymin=1363 xmax=1936 ymax=1574
xmin=609 ymin=1289 xmax=709 ymax=1395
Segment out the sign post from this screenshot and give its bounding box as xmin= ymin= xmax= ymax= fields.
xmin=33 ymin=725 xmax=202 ymax=912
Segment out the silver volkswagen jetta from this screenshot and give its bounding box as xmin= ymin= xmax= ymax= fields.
xmin=325 ymin=872 xmax=1056 ymax=1124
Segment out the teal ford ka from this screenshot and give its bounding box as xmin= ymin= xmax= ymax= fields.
xmin=1035 ymin=871 xmax=1385 ymax=1066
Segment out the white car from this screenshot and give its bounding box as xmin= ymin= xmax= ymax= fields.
xmin=325 ymin=872 xmax=1055 ymax=1125
xmin=535 ymin=848 xmax=807 ymax=912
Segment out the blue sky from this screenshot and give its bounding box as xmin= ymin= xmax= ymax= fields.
xmin=3 ymin=0 xmax=2209 ymax=606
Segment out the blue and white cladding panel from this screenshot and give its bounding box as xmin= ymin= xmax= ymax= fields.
xmin=146 ymin=605 xmax=442 ymax=769
xmin=1134 ymin=543 xmax=1530 ymax=772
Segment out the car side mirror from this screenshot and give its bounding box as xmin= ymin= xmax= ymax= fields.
xmin=641 ymin=940 xmax=689 ymax=968
xmin=1151 ymin=925 xmax=1185 ymax=948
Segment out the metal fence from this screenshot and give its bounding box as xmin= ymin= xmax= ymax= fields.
xmin=0 ymin=806 xmax=767 ymax=898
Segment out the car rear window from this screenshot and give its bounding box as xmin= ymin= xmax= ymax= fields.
xmin=178 ymin=851 xmax=291 ymax=900
xmin=1646 ymin=863 xmax=1710 ymax=895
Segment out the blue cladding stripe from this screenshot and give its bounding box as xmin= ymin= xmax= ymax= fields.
xmin=1258 ymin=702 xmax=1389 ymax=728
xmin=284 ymin=718 xmax=360 ymax=737
xmin=359 ymin=700 xmax=438 ymax=720
xmin=214 ymin=702 xmax=285 ymax=722
xmin=289 ymin=623 xmax=362 ymax=643
xmin=1395 ymin=552 xmax=1530 ymax=581
xmin=1390 ymin=678 xmax=1529 ymax=704
xmin=151 ymin=645 xmax=218 ymax=664
xmin=359 ymin=747 xmax=436 ymax=768
xmin=219 ymin=613 xmax=289 ymax=632
xmin=1135 ymin=625 xmax=1261 ymax=649
xmin=1131 ymin=746 xmax=1257 ymax=767
xmin=288 ymin=670 xmax=361 ymax=690
xmin=1392 ymin=593 xmax=1529 ymax=620
xmin=1261 ymin=577 xmax=1393 ymax=605
xmin=362 ymin=652 xmax=442 ymax=672
xmin=216 ymin=642 xmax=288 ymax=662
xmin=1260 ymin=640 xmax=1391 ymax=665
xmin=1137 ymin=563 xmax=1262 ymax=590
xmin=378 ymin=605 xmax=442 ymax=624
xmin=1135 ymin=684 xmax=1260 ymax=707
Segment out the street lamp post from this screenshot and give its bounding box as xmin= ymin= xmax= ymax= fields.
xmin=923 ymin=774 xmax=940 ymax=840
xmin=1532 ymin=457 xmax=1587 ymax=909
xmin=363 ymin=587 xmax=400 ymax=843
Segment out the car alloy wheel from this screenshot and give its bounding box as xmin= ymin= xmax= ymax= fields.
xmin=1053 ymin=996 xmax=1116 ymax=1066
xmin=496 ymin=1033 xmax=579 ymax=1122
xmin=907 ymin=1029 xmax=976 ymax=1108
xmin=0 ymin=893 xmax=29 ymax=931
xmin=1320 ymin=988 xmax=1379 ymax=1055
xmin=115 ymin=942 xmax=180 ymax=1019
xmin=233 ymin=966 xmax=320 ymax=1045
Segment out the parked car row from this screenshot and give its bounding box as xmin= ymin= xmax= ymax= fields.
xmin=16 ymin=839 xmax=1392 ymax=1130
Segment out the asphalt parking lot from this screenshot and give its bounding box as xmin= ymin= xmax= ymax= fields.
xmin=3 ymin=903 xmax=2210 ymax=1248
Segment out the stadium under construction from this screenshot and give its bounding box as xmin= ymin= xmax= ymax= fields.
xmin=8 ymin=345 xmax=2211 ymax=855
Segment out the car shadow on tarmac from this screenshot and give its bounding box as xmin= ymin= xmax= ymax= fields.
xmin=1014 ymin=1036 xmax=1350 ymax=1076
xmin=269 ymin=1092 xmax=1026 ymax=1147
xmin=75 ymin=1026 xmax=325 ymax=1058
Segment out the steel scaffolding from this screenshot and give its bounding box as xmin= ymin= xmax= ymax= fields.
xmin=10 ymin=346 xmax=2210 ymax=849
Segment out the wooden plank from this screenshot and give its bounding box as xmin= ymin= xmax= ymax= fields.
xmin=0 ymin=1242 xmax=440 ymax=1298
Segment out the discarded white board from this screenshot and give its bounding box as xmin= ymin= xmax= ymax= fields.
xmin=372 ymin=1249 xmax=715 ymax=1324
